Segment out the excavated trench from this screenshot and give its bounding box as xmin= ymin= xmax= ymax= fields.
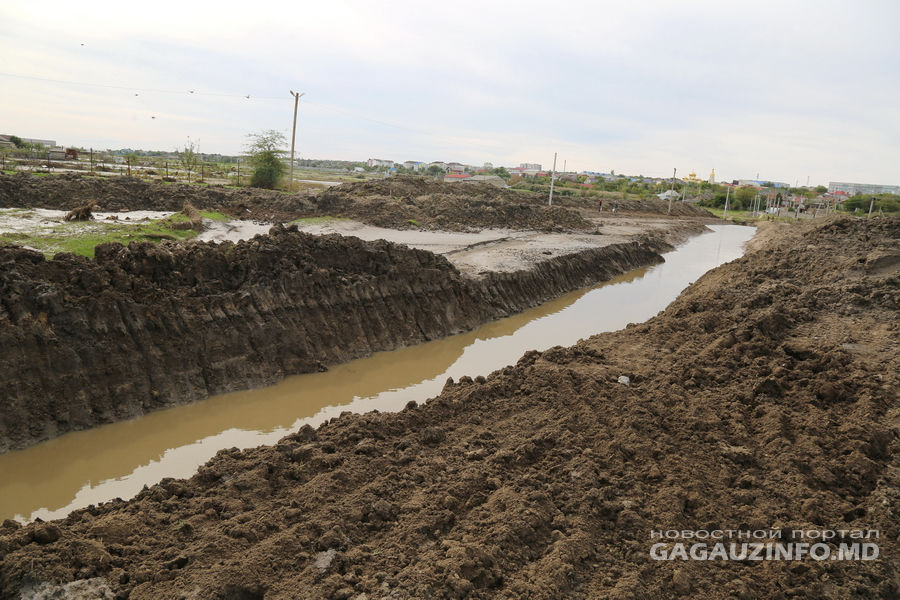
xmin=0 ymin=224 xmax=754 ymax=524
xmin=0 ymin=224 xmax=676 ymax=455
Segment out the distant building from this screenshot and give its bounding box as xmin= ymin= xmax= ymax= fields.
xmin=428 ymin=161 xmax=447 ymax=171
xmin=446 ymin=162 xmax=466 ymax=174
xmin=828 ymin=181 xmax=900 ymax=196
xmin=708 ymin=168 xmax=716 ymax=184
xmin=483 ymin=162 xmax=493 ymax=171
xmin=0 ymin=135 xmax=56 ymax=147
xmin=736 ymin=179 xmax=790 ymax=188
xmin=366 ymin=158 xmax=394 ymax=168
xmin=443 ymin=173 xmax=471 ymax=182
xmin=657 ymin=190 xmax=680 ymax=202
xmin=401 ymin=161 xmax=425 ymax=171
xmin=509 ymin=163 xmax=542 ymax=177
xmin=461 ymin=175 xmax=507 ymax=188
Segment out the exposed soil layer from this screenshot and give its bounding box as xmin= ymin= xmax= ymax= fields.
xmin=0 ymin=226 xmax=669 ymax=454
xmin=0 ymin=217 xmax=895 ymax=599
xmin=0 ymin=173 xmax=712 ymax=231
xmin=0 ymin=174 xmax=592 ymax=231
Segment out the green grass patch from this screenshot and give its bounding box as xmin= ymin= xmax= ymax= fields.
xmin=704 ymin=207 xmax=805 ymax=222
xmin=289 ymin=216 xmax=350 ymax=226
xmin=0 ymin=217 xmax=199 ymax=258
xmin=200 ymin=210 xmax=229 ymax=221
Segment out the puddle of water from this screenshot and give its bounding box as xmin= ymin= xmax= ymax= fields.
xmin=0 ymin=208 xmax=175 ymax=235
xmin=0 ymin=225 xmax=755 ymax=522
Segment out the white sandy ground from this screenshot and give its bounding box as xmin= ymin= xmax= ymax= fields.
xmin=0 ymin=208 xmax=176 ymax=235
xmin=2 ymin=208 xmax=700 ymax=275
xmin=199 ymin=219 xmax=624 ymax=274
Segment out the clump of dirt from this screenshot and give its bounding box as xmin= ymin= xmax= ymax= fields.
xmin=0 ymin=216 xmax=895 ymax=598
xmin=168 ymin=201 xmax=204 ymax=231
xmin=63 ymin=199 xmax=95 ymax=222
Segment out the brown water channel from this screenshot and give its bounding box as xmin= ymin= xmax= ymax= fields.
xmin=0 ymin=225 xmax=755 ymax=522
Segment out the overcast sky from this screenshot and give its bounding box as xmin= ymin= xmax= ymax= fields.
xmin=2 ymin=0 xmax=898 ymax=185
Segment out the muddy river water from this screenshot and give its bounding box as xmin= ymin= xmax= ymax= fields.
xmin=0 ymin=225 xmax=755 ymax=523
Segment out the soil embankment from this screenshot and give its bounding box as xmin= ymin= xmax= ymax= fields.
xmin=0 ymin=216 xmax=894 ymax=599
xmin=0 ymin=173 xmax=712 ymax=229
xmin=0 ymin=174 xmax=594 ymax=231
xmin=0 ymin=226 xmax=669 ymax=454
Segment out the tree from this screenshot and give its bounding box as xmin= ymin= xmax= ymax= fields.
xmin=8 ymin=135 xmax=24 ymax=149
xmin=176 ymin=140 xmax=199 ymax=182
xmin=246 ymin=130 xmax=287 ymax=189
xmin=426 ymin=165 xmax=445 ymax=177
xmin=491 ymin=166 xmax=510 ymax=180
xmin=814 ymin=185 xmax=828 ymax=194
xmin=734 ymin=187 xmax=756 ymax=210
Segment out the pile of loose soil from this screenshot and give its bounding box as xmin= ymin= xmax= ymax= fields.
xmin=0 ymin=173 xmax=317 ymax=223
xmin=547 ymin=193 xmax=715 ymax=218
xmin=316 ymin=179 xmax=593 ymax=232
xmin=0 ymin=174 xmax=594 ymax=232
xmin=0 ymin=216 xmax=895 ymax=598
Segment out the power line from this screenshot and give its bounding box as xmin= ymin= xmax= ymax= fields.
xmin=0 ymin=70 xmax=272 ymax=99
xmin=0 ymin=70 xmax=433 ymax=135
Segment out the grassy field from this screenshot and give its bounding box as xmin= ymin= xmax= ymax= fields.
xmin=288 ymin=216 xmax=351 ymax=226
xmin=0 ymin=214 xmax=203 ymax=258
xmin=704 ymin=207 xmax=804 ymax=222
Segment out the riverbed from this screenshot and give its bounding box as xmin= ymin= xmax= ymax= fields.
xmin=0 ymin=224 xmax=755 ymax=522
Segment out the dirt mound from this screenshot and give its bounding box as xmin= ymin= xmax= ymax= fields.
xmin=0 ymin=216 xmax=895 ymax=598
xmin=547 ymin=193 xmax=715 ymax=217
xmin=0 ymin=173 xmax=316 ymax=222
xmin=63 ymin=199 xmax=96 ymax=222
xmin=0 ymin=173 xmax=593 ymax=232
xmin=168 ymin=202 xmax=204 ymax=231
xmin=317 ymin=176 xmax=593 ymax=231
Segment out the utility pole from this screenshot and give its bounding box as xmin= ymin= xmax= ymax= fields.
xmin=723 ymin=186 xmax=730 ymax=220
xmin=289 ymin=90 xmax=305 ymax=193
xmin=667 ymin=168 xmax=676 ymax=215
xmin=548 ymin=152 xmax=557 ymax=206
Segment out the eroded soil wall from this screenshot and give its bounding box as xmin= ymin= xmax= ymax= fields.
xmin=0 ymin=226 xmax=667 ymax=453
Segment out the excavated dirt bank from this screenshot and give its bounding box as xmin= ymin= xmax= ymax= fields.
xmin=0 ymin=174 xmax=592 ymax=231
xmin=0 ymin=218 xmax=895 ymax=599
xmin=0 ymin=173 xmax=712 ymax=231
xmin=0 ymin=225 xmax=670 ymax=454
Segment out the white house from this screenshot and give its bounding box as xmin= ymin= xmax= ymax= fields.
xmin=657 ymin=190 xmax=680 ymax=202
xmin=367 ymin=158 xmax=394 ymax=168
